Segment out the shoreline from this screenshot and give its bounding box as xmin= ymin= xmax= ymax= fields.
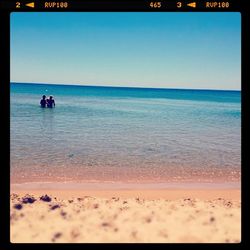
xmin=11 ymin=180 xmax=241 ymax=190
xmin=11 ymin=189 xmax=241 ymax=200
xmin=11 ymin=187 xmax=241 ymax=201
xmin=11 ymin=181 xmax=241 ymax=200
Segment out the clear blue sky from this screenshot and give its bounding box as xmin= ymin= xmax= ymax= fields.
xmin=10 ymin=12 xmax=241 ymax=90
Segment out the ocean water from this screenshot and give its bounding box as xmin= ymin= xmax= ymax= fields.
xmin=10 ymin=83 xmax=241 ymax=185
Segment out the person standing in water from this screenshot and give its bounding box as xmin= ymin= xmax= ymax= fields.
xmin=47 ymin=95 xmax=55 ymax=108
xmin=40 ymin=95 xmax=47 ymax=108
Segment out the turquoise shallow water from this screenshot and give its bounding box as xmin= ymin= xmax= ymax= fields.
xmin=10 ymin=83 xmax=241 ymax=185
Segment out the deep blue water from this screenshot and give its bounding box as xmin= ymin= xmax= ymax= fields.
xmin=10 ymin=83 xmax=241 ymax=184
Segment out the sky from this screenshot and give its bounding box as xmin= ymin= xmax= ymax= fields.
xmin=10 ymin=12 xmax=241 ymax=90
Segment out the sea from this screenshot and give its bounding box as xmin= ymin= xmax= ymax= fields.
xmin=10 ymin=83 xmax=241 ymax=188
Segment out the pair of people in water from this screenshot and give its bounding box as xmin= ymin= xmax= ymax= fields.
xmin=40 ymin=95 xmax=55 ymax=108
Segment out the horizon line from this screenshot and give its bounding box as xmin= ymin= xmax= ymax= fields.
xmin=10 ymin=81 xmax=241 ymax=92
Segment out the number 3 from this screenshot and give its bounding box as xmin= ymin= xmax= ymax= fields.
xmin=177 ymin=2 xmax=182 ymax=8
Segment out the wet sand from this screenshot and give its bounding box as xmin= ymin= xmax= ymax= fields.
xmin=10 ymin=188 xmax=241 ymax=243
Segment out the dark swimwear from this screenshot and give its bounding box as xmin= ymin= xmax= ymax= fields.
xmin=47 ymin=99 xmax=55 ymax=108
xmin=40 ymin=99 xmax=46 ymax=108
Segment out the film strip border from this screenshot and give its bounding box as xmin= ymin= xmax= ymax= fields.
xmin=0 ymin=1 xmax=241 ymax=11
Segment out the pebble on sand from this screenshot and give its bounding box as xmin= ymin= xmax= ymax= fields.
xmin=13 ymin=203 xmax=23 ymax=210
xmin=40 ymin=195 xmax=52 ymax=202
xmin=22 ymin=195 xmax=36 ymax=204
xmin=50 ymin=204 xmax=60 ymax=210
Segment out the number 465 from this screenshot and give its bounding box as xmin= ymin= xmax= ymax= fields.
xmin=150 ymin=2 xmax=162 ymax=8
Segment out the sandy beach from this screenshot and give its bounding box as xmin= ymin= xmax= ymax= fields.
xmin=10 ymin=188 xmax=241 ymax=243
